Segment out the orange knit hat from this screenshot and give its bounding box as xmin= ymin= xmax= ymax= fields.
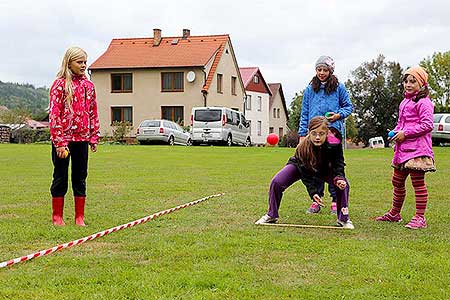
xmin=404 ymin=66 xmax=428 ymax=87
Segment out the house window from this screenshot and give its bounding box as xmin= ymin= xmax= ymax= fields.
xmin=277 ymin=108 xmax=280 ymax=118
xmin=253 ymin=76 xmax=259 ymax=84
xmin=161 ymin=106 xmax=184 ymax=124
xmin=279 ymin=127 xmax=284 ymax=137
xmin=257 ymin=121 xmax=262 ymax=136
xmin=257 ymin=96 xmax=262 ymax=111
xmin=217 ymin=74 xmax=223 ymax=93
xmin=231 ymin=76 xmax=237 ymax=95
xmin=111 ymin=106 xmax=133 ymax=125
xmin=161 ymin=72 xmax=184 ymax=92
xmin=111 ymin=73 xmax=132 ymax=93
xmin=273 ymin=108 xmax=276 ymax=118
xmin=245 ymin=95 xmax=252 ymax=110
xmin=269 ymin=127 xmax=274 ymax=133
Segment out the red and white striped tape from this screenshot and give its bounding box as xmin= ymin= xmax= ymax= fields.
xmin=0 ymin=193 xmax=224 ymax=269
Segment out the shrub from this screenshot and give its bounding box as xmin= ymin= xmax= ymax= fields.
xmin=111 ymin=121 xmax=133 ymax=144
xmin=278 ymin=134 xmax=287 ymax=147
xmin=286 ymin=130 xmax=299 ymax=148
xmin=11 ymin=128 xmax=50 ymax=144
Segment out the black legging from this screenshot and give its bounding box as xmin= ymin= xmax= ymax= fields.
xmin=50 ymin=142 xmax=89 ymax=197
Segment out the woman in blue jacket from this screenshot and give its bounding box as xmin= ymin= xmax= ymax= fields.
xmin=298 ymin=56 xmax=353 ymax=214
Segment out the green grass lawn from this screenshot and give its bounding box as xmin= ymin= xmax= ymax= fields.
xmin=0 ymin=144 xmax=449 ymax=299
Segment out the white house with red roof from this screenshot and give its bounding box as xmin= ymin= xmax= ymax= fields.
xmin=268 ymin=83 xmax=289 ymax=139
xmin=89 ymin=28 xmax=246 ymax=136
xmin=239 ymin=67 xmax=272 ymax=145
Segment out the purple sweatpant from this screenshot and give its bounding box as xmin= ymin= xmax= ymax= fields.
xmin=267 ymin=164 xmax=350 ymax=222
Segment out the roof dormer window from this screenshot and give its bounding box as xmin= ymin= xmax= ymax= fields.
xmin=253 ymin=76 xmax=259 ymax=84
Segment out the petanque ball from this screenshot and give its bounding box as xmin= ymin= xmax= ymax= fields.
xmin=388 ymin=131 xmax=396 ymax=138
xmin=267 ymin=133 xmax=279 ymax=146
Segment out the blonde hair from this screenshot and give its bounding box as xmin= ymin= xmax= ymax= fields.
xmin=55 ymin=47 xmax=87 ymax=109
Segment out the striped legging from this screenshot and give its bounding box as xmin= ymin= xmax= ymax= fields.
xmin=390 ymin=168 xmax=428 ymax=216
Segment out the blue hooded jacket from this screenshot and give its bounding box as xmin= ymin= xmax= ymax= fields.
xmin=298 ymin=82 xmax=353 ymax=137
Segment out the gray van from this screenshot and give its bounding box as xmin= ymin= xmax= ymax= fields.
xmin=190 ymin=107 xmax=251 ymax=146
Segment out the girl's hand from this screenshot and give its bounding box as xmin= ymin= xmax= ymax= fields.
xmin=326 ymin=112 xmax=341 ymax=123
xmin=298 ymin=136 xmax=306 ymax=144
xmin=336 ymin=179 xmax=347 ymax=190
xmin=56 ymin=146 xmax=68 ymax=158
xmin=90 ymin=144 xmax=97 ymax=152
xmin=312 ymin=194 xmax=324 ymax=207
xmin=392 ymin=130 xmax=405 ymax=142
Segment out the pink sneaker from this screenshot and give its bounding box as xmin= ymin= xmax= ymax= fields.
xmin=375 ymin=212 xmax=402 ymax=222
xmin=306 ymin=202 xmax=321 ymax=214
xmin=405 ymin=215 xmax=427 ymax=229
xmin=331 ymin=202 xmax=337 ymax=214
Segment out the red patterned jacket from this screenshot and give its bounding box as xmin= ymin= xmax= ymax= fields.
xmin=49 ymin=75 xmax=100 ymax=148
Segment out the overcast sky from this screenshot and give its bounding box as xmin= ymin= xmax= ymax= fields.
xmin=1 ymin=0 xmax=449 ymax=106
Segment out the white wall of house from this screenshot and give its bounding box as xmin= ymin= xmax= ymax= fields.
xmin=244 ymin=91 xmax=270 ymax=145
xmin=269 ymin=90 xmax=289 ymax=138
xmin=205 ymin=41 xmax=245 ymax=111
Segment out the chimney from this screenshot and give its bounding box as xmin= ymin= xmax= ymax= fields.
xmin=182 ymin=29 xmax=190 ymax=39
xmin=153 ymin=28 xmax=162 ymax=46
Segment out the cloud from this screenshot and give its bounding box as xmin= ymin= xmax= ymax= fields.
xmin=0 ymin=0 xmax=449 ymax=104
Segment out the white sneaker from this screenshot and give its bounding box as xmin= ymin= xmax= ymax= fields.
xmin=255 ymin=214 xmax=278 ymax=225
xmin=337 ymin=220 xmax=354 ymax=229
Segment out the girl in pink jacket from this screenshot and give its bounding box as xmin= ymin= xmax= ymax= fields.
xmin=376 ymin=66 xmax=435 ymax=229
xmin=49 ymin=47 xmax=100 ymax=226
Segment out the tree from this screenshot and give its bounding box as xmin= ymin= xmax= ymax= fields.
xmin=345 ymin=114 xmax=358 ymax=140
xmin=346 ymin=55 xmax=404 ymax=146
xmin=420 ymin=51 xmax=450 ymax=112
xmin=287 ymin=90 xmax=304 ymax=132
xmin=0 ymin=107 xmax=31 ymax=124
xmin=0 ymin=81 xmax=49 ymax=118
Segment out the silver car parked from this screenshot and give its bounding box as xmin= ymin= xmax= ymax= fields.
xmin=137 ymin=119 xmax=192 ymax=146
xmin=432 ymin=113 xmax=450 ymax=146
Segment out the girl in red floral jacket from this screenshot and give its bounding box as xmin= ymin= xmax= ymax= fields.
xmin=49 ymin=47 xmax=100 ymax=226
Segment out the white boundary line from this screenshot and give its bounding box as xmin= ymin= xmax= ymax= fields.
xmin=0 ymin=193 xmax=224 ymax=269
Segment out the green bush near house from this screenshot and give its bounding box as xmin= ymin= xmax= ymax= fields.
xmin=111 ymin=121 xmax=133 ymax=144
xmin=11 ymin=128 xmax=50 ymax=143
xmin=0 ymin=144 xmax=448 ymax=299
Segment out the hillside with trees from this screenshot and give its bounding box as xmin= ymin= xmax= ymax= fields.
xmin=0 ymin=81 xmax=49 ymax=119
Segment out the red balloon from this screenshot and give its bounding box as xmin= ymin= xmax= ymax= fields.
xmin=266 ymin=133 xmax=279 ymax=145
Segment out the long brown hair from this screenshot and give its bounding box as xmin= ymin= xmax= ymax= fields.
xmin=311 ymin=74 xmax=339 ymax=94
xmin=295 ymin=116 xmax=329 ymax=171
xmin=402 ymin=74 xmax=430 ymax=103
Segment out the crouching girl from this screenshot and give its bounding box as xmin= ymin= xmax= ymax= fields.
xmin=255 ymin=116 xmax=354 ymax=229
